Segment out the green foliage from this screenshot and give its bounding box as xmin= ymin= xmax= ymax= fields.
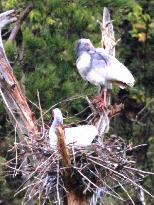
xmin=4 ymin=41 xmax=18 ymax=62
xmin=148 ymin=136 xmax=154 ymax=169
xmin=0 ymin=156 xmax=6 ymax=182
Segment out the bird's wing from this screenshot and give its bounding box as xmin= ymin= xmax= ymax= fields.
xmin=65 ymin=125 xmax=98 ymax=146
xmin=90 ymin=49 xmax=135 ymax=87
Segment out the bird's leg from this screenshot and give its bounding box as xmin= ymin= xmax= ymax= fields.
xmin=92 ymin=87 xmax=107 ymax=110
xmin=106 ymin=88 xmax=112 ymax=106
xmin=102 ymin=89 xmax=107 ymax=107
xmin=96 ymin=88 xmax=107 ymax=108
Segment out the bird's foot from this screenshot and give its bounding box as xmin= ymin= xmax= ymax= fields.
xmin=92 ymin=96 xmax=107 ymax=111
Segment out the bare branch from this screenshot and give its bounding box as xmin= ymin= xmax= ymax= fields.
xmin=8 ymin=4 xmax=33 ymax=42
xmin=0 ymin=10 xmax=39 ymax=138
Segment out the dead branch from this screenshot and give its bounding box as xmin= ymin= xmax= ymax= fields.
xmin=0 ymin=10 xmax=39 ymax=138
xmin=8 ymin=4 xmax=33 ymax=42
xmin=101 ymin=7 xmax=115 ymax=56
xmin=101 ymin=7 xmax=115 ymax=108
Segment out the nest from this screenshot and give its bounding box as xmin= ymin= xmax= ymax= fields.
xmin=3 ymin=97 xmax=154 ymax=205
xmin=5 ymin=124 xmax=153 ymax=205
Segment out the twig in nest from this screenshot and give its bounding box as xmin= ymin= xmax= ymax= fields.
xmin=118 ymin=182 xmax=135 ymax=205
xmin=88 ymin=167 xmax=124 ymax=201
xmin=37 ymin=90 xmax=45 ymax=140
xmin=56 ymin=161 xmax=62 ymax=205
xmin=88 ymin=156 xmax=154 ymax=199
xmin=6 ymin=121 xmax=153 ymax=205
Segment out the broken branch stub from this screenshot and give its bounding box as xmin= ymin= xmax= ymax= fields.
xmin=102 ymin=7 xmax=115 ymax=56
xmin=102 ymin=7 xmax=116 ymax=106
xmin=8 ymin=4 xmax=33 ymax=42
xmin=91 ymin=7 xmax=117 ymax=139
xmin=56 ymin=125 xmax=71 ymax=167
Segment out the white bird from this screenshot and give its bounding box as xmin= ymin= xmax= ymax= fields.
xmin=49 ymin=108 xmax=98 ymax=147
xmin=75 ymin=38 xmax=135 ymax=107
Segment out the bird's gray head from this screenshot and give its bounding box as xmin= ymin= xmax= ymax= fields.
xmin=75 ymin=38 xmax=94 ymax=56
xmin=0 ymin=10 xmax=18 ymax=29
xmin=52 ymin=108 xmax=63 ymax=125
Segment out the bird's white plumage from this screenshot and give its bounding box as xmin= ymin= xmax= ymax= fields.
xmin=94 ymin=48 xmax=135 ymax=87
xmin=76 ymin=38 xmax=135 ymax=89
xmin=64 ymin=126 xmax=98 ymax=145
xmin=49 ymin=108 xmax=98 ymax=147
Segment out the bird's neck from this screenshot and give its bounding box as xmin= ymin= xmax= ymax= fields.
xmin=51 ymin=118 xmax=63 ymax=131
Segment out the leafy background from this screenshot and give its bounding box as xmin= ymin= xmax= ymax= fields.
xmin=0 ymin=0 xmax=154 ymax=204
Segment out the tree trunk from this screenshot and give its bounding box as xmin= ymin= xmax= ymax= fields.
xmin=0 ymin=10 xmax=39 ymax=205
xmin=0 ymin=10 xmax=39 ymax=139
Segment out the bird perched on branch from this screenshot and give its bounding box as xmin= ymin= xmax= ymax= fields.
xmin=49 ymin=108 xmax=98 ymax=147
xmin=75 ymin=38 xmax=135 ymax=108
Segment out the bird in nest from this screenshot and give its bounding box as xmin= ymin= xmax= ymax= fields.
xmin=75 ymin=38 xmax=135 ymax=109
xmin=49 ymin=108 xmax=99 ymax=147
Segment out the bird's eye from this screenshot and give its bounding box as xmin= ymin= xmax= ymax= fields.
xmin=85 ymin=43 xmax=90 ymax=47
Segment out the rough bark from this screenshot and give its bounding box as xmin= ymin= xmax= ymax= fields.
xmin=56 ymin=125 xmax=71 ymax=167
xmin=102 ymin=7 xmax=115 ymax=56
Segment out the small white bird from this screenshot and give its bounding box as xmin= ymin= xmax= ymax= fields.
xmin=49 ymin=108 xmax=98 ymax=147
xmin=75 ymin=38 xmax=135 ymax=107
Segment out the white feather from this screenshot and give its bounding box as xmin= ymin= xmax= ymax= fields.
xmin=95 ymin=49 xmax=135 ymax=86
xmin=64 ymin=125 xmax=98 ymax=146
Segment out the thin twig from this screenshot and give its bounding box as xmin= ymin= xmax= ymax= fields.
xmin=124 ymin=166 xmax=154 ymax=175
xmin=137 ymin=98 xmax=154 ymax=117
xmin=56 ymin=161 xmax=61 ymax=205
xmin=118 ymin=182 xmax=135 ymax=205
xmin=13 ymin=125 xmax=18 ymax=177
xmin=88 ymin=157 xmax=154 ymax=199
xmin=37 ymin=90 xmax=45 ymax=139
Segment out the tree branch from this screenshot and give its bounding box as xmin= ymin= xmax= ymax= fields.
xmin=8 ymin=4 xmax=33 ymax=42
xmin=0 ymin=10 xmax=38 ymax=138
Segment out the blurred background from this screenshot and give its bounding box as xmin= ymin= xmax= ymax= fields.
xmin=0 ymin=0 xmax=154 ymax=204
